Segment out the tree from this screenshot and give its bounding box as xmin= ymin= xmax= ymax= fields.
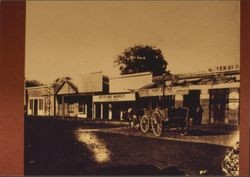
xmin=53 ymin=76 xmax=72 ymax=85
xmin=114 ymin=45 xmax=170 ymax=76
xmin=25 ymin=79 xmax=43 ymax=87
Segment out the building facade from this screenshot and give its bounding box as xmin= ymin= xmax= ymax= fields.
xmin=138 ymin=69 xmax=240 ymax=125
xmin=25 ymin=68 xmax=240 ymax=126
xmin=26 ymin=85 xmax=54 ymax=116
xmin=93 ymin=72 xmax=152 ymax=121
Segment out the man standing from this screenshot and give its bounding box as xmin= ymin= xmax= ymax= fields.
xmin=195 ymin=104 xmax=204 ymax=125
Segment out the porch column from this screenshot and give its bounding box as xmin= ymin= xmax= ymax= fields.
xmin=92 ymin=103 xmax=96 ymax=120
xmin=62 ymin=95 xmax=64 ymax=118
xmin=100 ymin=103 xmax=103 ymax=119
xmin=108 ymin=104 xmax=112 ymax=120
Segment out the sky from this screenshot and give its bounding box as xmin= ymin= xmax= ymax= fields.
xmin=25 ymin=1 xmax=240 ymax=84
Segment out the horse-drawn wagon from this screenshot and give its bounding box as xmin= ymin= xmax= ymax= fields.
xmin=139 ymin=107 xmax=189 ymax=136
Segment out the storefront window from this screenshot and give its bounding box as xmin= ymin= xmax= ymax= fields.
xmin=69 ymin=104 xmax=74 ymax=113
xmin=30 ymin=100 xmax=33 ymax=109
xmin=78 ymin=104 xmax=86 ymax=114
xmin=39 ymin=99 xmax=43 ymax=110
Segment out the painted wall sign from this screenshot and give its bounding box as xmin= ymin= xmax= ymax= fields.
xmin=139 ymin=87 xmax=188 ymax=97
xmin=93 ymin=93 xmax=136 ymax=102
xmin=139 ymin=88 xmax=163 ymax=97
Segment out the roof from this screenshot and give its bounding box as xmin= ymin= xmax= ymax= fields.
xmin=110 ymin=72 xmax=152 ymax=80
xmin=26 ymin=84 xmax=54 ymax=90
xmin=140 ymin=74 xmax=239 ymax=90
xmin=54 ymin=80 xmax=78 ymax=94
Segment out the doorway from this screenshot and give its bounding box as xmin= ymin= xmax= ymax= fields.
xmin=33 ymin=99 xmax=38 ymax=116
xmin=183 ymin=90 xmax=201 ymax=119
xmin=209 ymin=89 xmax=229 ymax=124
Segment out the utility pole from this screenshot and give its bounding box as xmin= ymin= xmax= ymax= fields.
xmin=162 ymin=73 xmax=168 ymax=108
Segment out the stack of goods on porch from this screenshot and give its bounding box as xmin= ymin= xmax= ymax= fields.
xmin=221 ymin=142 xmax=239 ymax=176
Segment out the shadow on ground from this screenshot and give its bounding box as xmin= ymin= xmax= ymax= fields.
xmin=90 ymin=165 xmax=186 ymax=175
xmin=187 ymin=125 xmax=238 ymax=136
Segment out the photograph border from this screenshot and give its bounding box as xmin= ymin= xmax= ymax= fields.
xmin=0 ymin=1 xmax=249 ymax=176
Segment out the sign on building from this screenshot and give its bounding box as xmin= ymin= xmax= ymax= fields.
xmin=138 ymin=87 xmax=188 ymax=97
xmin=93 ymin=93 xmax=136 ymax=102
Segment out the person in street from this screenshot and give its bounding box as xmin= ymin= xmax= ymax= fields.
xmin=127 ymin=108 xmax=134 ymax=128
xmin=127 ymin=108 xmax=139 ymax=128
xmin=195 ymin=104 xmax=204 ymax=125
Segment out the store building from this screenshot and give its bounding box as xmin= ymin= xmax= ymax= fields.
xmin=138 ymin=65 xmax=240 ymax=125
xmin=25 ymin=65 xmax=240 ymax=125
xmin=26 ymin=85 xmax=55 ymax=116
xmin=93 ymin=72 xmax=152 ymax=121
xmin=55 ymin=72 xmax=109 ymax=119
xmin=54 ymin=80 xmax=78 ymax=117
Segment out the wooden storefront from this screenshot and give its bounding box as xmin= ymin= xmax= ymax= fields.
xmin=93 ymin=93 xmax=136 ymax=121
xmin=27 ymin=85 xmax=54 ymax=116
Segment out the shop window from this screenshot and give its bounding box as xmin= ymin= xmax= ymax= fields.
xmin=30 ymin=100 xmax=33 ymax=109
xmin=83 ymin=104 xmax=86 ymax=114
xmin=79 ymin=104 xmax=83 ymax=112
xmin=78 ymin=104 xmax=86 ymax=114
xmin=69 ymin=104 xmax=74 ymax=113
xmin=39 ymin=99 xmax=43 ymax=110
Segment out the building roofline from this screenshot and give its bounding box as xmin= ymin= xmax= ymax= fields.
xmin=109 ymin=72 xmax=152 ymax=80
xmin=26 ymin=84 xmax=54 ymax=90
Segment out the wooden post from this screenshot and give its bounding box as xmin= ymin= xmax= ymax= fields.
xmin=62 ymin=95 xmax=64 ymax=118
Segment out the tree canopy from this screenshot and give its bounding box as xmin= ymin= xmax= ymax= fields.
xmin=114 ymin=45 xmax=169 ymax=76
xmin=25 ymin=79 xmax=43 ymax=87
xmin=53 ymin=76 xmax=72 ymax=85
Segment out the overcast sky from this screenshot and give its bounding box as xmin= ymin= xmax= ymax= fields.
xmin=25 ymin=1 xmax=240 ymax=84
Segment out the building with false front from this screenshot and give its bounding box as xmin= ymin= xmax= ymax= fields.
xmin=93 ymin=72 xmax=152 ymax=121
xmin=25 ymin=65 xmax=240 ymax=126
xmin=55 ymin=72 xmax=109 ymax=119
xmin=26 ymin=85 xmax=55 ymax=116
xmin=54 ymin=79 xmax=78 ymax=117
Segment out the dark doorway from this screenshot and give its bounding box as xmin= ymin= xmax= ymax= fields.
xmin=209 ymin=89 xmax=229 ymax=124
xmin=34 ymin=99 xmax=38 ymax=116
xmin=95 ymin=103 xmax=101 ymax=120
xmin=183 ymin=90 xmax=201 ymax=119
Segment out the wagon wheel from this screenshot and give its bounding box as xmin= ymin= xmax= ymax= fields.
xmin=140 ymin=115 xmax=150 ymax=133
xmin=151 ymin=112 xmax=163 ymax=137
xmin=180 ymin=126 xmax=189 ymax=136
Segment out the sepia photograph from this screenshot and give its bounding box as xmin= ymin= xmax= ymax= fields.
xmin=21 ymin=0 xmax=242 ymax=176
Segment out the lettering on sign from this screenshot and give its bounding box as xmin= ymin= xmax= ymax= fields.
xmin=139 ymin=87 xmax=188 ymax=97
xmin=93 ymin=93 xmax=136 ymax=102
xmin=139 ymin=88 xmax=163 ymax=97
xmin=208 ymin=64 xmax=240 ymax=72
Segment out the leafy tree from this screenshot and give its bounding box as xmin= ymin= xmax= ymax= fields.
xmin=114 ymin=45 xmax=169 ymax=76
xmin=53 ymin=76 xmax=72 ymax=85
xmin=25 ymin=79 xmax=43 ymax=87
